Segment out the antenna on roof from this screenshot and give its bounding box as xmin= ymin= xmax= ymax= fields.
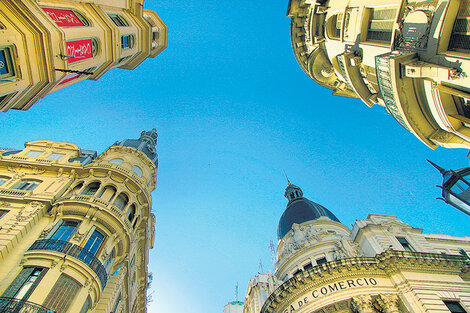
xmin=259 ymin=259 xmax=264 ymax=274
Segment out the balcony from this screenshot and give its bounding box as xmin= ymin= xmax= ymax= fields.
xmin=0 ymin=297 xmax=50 ymax=313
xmin=0 ymin=188 xmax=30 ymax=198
xmin=57 ymin=194 xmax=132 ymax=230
xmin=28 ymin=239 xmax=107 ymax=288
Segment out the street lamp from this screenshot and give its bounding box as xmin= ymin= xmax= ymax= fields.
xmin=427 ymin=159 xmax=470 ymax=217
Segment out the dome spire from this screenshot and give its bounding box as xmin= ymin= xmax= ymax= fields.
xmin=284 ymin=181 xmax=303 ymax=202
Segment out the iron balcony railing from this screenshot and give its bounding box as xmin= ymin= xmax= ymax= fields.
xmin=0 ymin=297 xmax=50 ymax=313
xmin=28 ymin=239 xmax=107 ymax=288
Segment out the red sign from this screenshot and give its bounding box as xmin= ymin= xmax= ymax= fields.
xmin=66 ymin=39 xmax=93 ymax=63
xmin=58 ymin=72 xmax=81 ymax=85
xmin=42 ymin=8 xmax=85 ymax=27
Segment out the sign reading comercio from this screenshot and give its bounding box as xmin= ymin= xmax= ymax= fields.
xmin=283 ymin=277 xmax=379 ymax=313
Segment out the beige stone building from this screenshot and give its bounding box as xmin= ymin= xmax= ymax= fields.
xmin=0 ymin=1 xmax=167 ymax=112
xmin=243 ymin=183 xmax=470 ymax=313
xmin=287 ymin=0 xmax=470 ymax=148
xmin=0 ymin=129 xmax=158 ymax=313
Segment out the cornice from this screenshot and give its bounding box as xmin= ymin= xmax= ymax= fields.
xmin=262 ymin=250 xmax=468 ymax=313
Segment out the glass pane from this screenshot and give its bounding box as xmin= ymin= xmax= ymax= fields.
xmin=0 ymin=48 xmax=14 ymax=77
xmin=51 ymin=221 xmax=79 ymax=241
xmin=25 ymin=151 xmax=42 ymax=157
xmin=109 ymin=158 xmax=123 ymax=165
xmin=131 ymin=166 xmax=143 ymax=177
xmin=14 ymin=269 xmax=42 ymax=300
xmin=48 ymin=153 xmax=65 ymax=160
xmin=0 ymin=177 xmax=7 ymax=186
xmin=83 ymin=230 xmax=105 ymax=256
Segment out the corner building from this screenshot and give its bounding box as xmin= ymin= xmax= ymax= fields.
xmin=0 ymin=129 xmax=158 ymax=313
xmin=243 ymin=183 xmax=470 ymax=313
xmin=0 ymin=1 xmax=167 ymax=112
xmin=287 ymin=0 xmax=470 ymax=149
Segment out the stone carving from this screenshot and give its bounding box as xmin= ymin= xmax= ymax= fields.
xmin=50 ymin=260 xmax=58 ymax=268
xmin=7 ymin=164 xmax=45 ymax=176
xmin=0 ymin=201 xmax=11 ymax=207
xmin=352 ymin=295 xmax=375 ymax=313
xmin=60 ymin=263 xmax=68 ymax=272
xmin=376 ymin=294 xmax=400 ymax=313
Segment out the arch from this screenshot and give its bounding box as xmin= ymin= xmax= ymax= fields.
xmin=113 ymin=193 xmax=129 ymax=211
xmin=108 ymin=158 xmax=123 ymax=166
xmin=70 ymin=181 xmax=84 ymax=194
xmin=132 ymin=216 xmax=139 ymax=229
xmin=127 ymin=204 xmax=136 ymax=223
xmin=130 ymin=165 xmax=143 ymax=177
xmin=97 ymin=185 xmax=117 ymax=202
xmin=81 ymin=181 xmax=101 ymax=196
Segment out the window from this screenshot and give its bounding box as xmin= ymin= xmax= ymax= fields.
xmin=152 ymin=31 xmax=160 ymax=41
xmin=444 ymin=300 xmax=467 ymax=313
xmin=51 ymin=220 xmax=79 ymax=241
xmin=113 ymin=193 xmax=129 ymax=210
xmin=303 ymin=262 xmax=313 ymax=270
xmin=316 ymin=257 xmax=327 ymax=265
xmin=121 ymin=35 xmax=135 ymax=49
xmin=397 ymin=237 xmax=415 ymax=252
xmin=0 ymin=210 xmax=8 ymax=219
xmin=327 ymin=13 xmax=343 ymax=39
xmin=109 ymin=158 xmax=123 ymax=166
xmin=43 ymin=274 xmax=80 ymax=313
xmin=0 ymin=176 xmax=8 ymax=187
xmin=108 ymin=14 xmax=129 ymax=27
xmin=365 ymin=8 xmax=396 ymax=43
xmin=132 ymin=216 xmax=139 ymax=229
xmin=47 ymin=153 xmax=65 ymax=160
xmin=1 ymin=267 xmax=47 ymax=300
xmin=81 ymin=182 xmax=100 ymax=196
xmin=25 ymin=150 xmax=42 ymax=157
xmin=82 ymin=229 xmax=105 ymax=257
xmin=131 ymin=165 xmax=143 ymax=177
xmin=448 ymin=0 xmax=470 ymax=52
xmin=13 ymin=180 xmax=39 ymax=191
xmin=455 ymin=96 xmax=470 ymax=119
xmin=0 ymin=47 xmax=16 ymax=80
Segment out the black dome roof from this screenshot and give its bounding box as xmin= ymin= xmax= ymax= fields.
xmin=277 ymin=184 xmax=340 ymax=240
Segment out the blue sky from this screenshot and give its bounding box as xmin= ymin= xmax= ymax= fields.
xmin=0 ymin=1 xmax=469 ymax=313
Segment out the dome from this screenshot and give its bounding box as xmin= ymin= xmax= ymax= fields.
xmin=112 ymin=129 xmax=158 ymax=166
xmin=277 ymin=184 xmax=340 ymax=240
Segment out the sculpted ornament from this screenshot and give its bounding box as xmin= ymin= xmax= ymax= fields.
xmin=352 ymin=295 xmax=375 ymax=313
xmin=376 ymin=294 xmax=400 ymax=313
xmin=7 ymin=164 xmax=45 ymax=176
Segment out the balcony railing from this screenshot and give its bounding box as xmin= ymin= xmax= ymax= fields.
xmin=375 ymin=52 xmax=410 ymax=131
xmin=0 ymin=297 xmax=50 ymax=313
xmin=57 ymin=194 xmax=132 ymax=230
xmin=28 ymin=239 xmax=107 ymax=288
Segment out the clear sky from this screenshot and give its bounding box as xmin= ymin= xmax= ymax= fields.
xmin=0 ymin=1 xmax=469 ymax=313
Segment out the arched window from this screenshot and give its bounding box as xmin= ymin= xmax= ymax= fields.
xmin=127 ymin=204 xmax=136 ymax=222
xmin=109 ymin=158 xmax=123 ymax=166
xmin=71 ymin=182 xmax=83 ymax=194
xmin=327 ymin=13 xmax=343 ymax=39
xmin=81 ymin=182 xmax=100 ymax=196
xmin=131 ymin=165 xmax=143 ymax=177
xmin=113 ymin=193 xmax=129 ymax=210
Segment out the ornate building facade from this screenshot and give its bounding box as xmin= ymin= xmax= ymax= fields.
xmin=0 ymin=1 xmax=167 ymax=112
xmin=287 ymin=0 xmax=470 ymax=149
xmin=0 ymin=129 xmax=158 ymax=313
xmin=243 ymin=183 xmax=470 ymax=313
